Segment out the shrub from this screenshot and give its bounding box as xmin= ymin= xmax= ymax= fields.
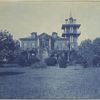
xmin=17 ymin=58 xmax=31 ymax=66
xmin=30 ymin=56 xmax=40 ymax=64
xmin=45 ymin=57 xmax=57 ymax=66
xmin=82 ymin=60 xmax=88 ymax=68
xmin=78 ymin=39 xmax=93 ymax=67
xmin=92 ymin=55 xmax=100 ymax=67
xmin=58 ymin=56 xmax=67 ymax=68
xmin=17 ymin=55 xmax=40 ymax=67
xmin=31 ymin=61 xmax=47 ymax=68
xmin=76 ymin=55 xmax=88 ymax=68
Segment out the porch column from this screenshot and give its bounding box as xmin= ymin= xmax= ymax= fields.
xmin=49 ymin=38 xmax=51 ymax=50
xmin=37 ymin=38 xmax=40 ymax=57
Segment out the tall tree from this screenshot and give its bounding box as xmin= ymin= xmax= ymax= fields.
xmin=78 ymin=39 xmax=94 ymax=67
xmin=92 ymin=38 xmax=100 ymax=67
xmin=0 ymin=30 xmax=20 ymax=63
xmin=93 ymin=38 xmax=100 ymax=55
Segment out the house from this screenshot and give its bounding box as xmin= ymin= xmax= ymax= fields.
xmin=20 ymin=16 xmax=81 ymax=59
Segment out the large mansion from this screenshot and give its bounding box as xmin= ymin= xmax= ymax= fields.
xmin=20 ymin=16 xmax=81 ymax=59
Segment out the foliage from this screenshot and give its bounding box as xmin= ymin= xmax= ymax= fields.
xmin=17 ymin=50 xmax=40 ymax=66
xmin=78 ymin=38 xmax=100 ymax=67
xmin=17 ymin=54 xmax=31 ymax=66
xmin=45 ymin=57 xmax=57 ymax=66
xmin=29 ymin=49 xmax=38 ymax=56
xmin=30 ymin=56 xmax=40 ymax=64
xmin=31 ymin=61 xmax=47 ymax=68
xmin=0 ymin=30 xmax=20 ymax=64
xmin=78 ymin=39 xmax=94 ymax=67
xmin=93 ymin=38 xmax=100 ymax=55
xmin=92 ymin=55 xmax=100 ymax=67
xmin=92 ymin=38 xmax=100 ymax=67
xmin=70 ymin=50 xmax=79 ymax=64
xmin=58 ymin=53 xmax=68 ymax=68
xmin=0 ymin=29 xmax=100 ymax=68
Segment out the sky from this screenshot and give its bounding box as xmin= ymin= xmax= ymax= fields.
xmin=0 ymin=0 xmax=100 ymax=44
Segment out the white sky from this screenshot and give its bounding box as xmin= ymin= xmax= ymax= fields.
xmin=0 ymin=0 xmax=100 ymax=44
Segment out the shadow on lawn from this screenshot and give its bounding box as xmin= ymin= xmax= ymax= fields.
xmin=0 ymin=71 xmax=25 ymax=76
xmin=0 ymin=63 xmax=24 ymax=68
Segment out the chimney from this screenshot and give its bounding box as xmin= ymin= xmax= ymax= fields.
xmin=31 ymin=32 xmax=37 ymax=39
xmin=52 ymin=32 xmax=58 ymax=38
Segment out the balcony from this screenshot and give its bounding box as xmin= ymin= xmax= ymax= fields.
xmin=62 ymin=30 xmax=81 ymax=34
xmin=62 ymin=31 xmax=81 ymax=37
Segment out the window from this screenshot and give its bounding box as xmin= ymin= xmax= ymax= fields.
xmin=70 ymin=27 xmax=73 ymax=33
xmin=32 ymin=42 xmax=35 ymax=47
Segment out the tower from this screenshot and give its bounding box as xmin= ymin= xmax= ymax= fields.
xmin=62 ymin=16 xmax=81 ymax=50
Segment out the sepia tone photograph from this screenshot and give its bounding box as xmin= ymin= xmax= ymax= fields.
xmin=0 ymin=0 xmax=100 ymax=99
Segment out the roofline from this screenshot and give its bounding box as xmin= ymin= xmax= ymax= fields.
xmin=38 ymin=33 xmax=52 ymax=38
xmin=20 ymin=38 xmax=37 ymax=41
xmin=62 ymin=24 xmax=81 ymax=29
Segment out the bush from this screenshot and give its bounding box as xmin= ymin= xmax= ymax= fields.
xmin=76 ymin=56 xmax=88 ymax=68
xmin=17 ymin=58 xmax=31 ymax=66
xmin=31 ymin=61 xmax=47 ymax=68
xmin=17 ymin=55 xmax=40 ymax=67
xmin=82 ymin=60 xmax=88 ymax=68
xmin=45 ymin=57 xmax=57 ymax=66
xmin=30 ymin=56 xmax=40 ymax=64
xmin=58 ymin=56 xmax=67 ymax=68
xmin=93 ymin=55 xmax=100 ymax=67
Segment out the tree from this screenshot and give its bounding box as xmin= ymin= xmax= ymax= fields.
xmin=58 ymin=53 xmax=68 ymax=68
xmin=92 ymin=38 xmax=100 ymax=67
xmin=70 ymin=49 xmax=79 ymax=64
xmin=93 ymin=38 xmax=100 ymax=56
xmin=45 ymin=57 xmax=57 ymax=66
xmin=0 ymin=30 xmax=20 ymax=63
xmin=78 ymin=39 xmax=94 ymax=67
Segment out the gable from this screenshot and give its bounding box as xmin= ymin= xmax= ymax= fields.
xmin=38 ymin=33 xmax=51 ymax=39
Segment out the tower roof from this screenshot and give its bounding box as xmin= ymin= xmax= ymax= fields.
xmin=65 ymin=16 xmax=76 ymax=24
xmin=62 ymin=16 xmax=81 ymax=29
xmin=62 ymin=24 xmax=81 ymax=29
